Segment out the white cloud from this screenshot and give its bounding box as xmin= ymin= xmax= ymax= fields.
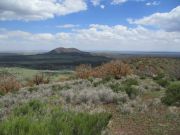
xmin=0 ymin=24 xmax=180 ymax=51
xmin=0 ymin=0 xmax=87 ymax=21
xmin=100 ymin=5 xmax=105 ymax=9
xmin=57 ymin=24 xmax=79 ymax=28
xmin=146 ymin=1 xmax=160 ymax=6
xmin=90 ymin=0 xmax=105 ymax=9
xmin=111 ymin=0 xmax=145 ymax=5
xmin=31 ymin=33 xmax=55 ymax=41
xmin=91 ymin=0 xmax=101 ymax=6
xmin=91 ymin=0 xmax=143 ymax=7
xmin=129 ymin=6 xmax=180 ymax=32
xmin=111 ymin=0 xmax=128 ymax=5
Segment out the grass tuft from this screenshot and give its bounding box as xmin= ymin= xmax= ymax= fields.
xmin=0 ymin=100 xmax=111 ymax=135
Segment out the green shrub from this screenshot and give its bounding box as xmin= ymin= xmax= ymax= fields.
xmin=0 ymin=90 xmax=5 ymax=96
xmin=124 ymin=86 xmax=139 ymax=99
xmin=161 ymin=82 xmax=180 ymax=106
xmin=109 ymin=83 xmax=124 ymax=93
xmin=102 ymin=76 xmax=113 ymax=82
xmin=153 ymin=73 xmax=165 ymax=80
xmin=87 ymin=77 xmax=94 ymax=83
xmin=93 ymin=81 xmax=101 ymax=87
xmin=52 ymin=85 xmax=62 ymax=91
xmin=140 ymin=76 xmax=146 ymax=80
xmin=122 ymin=79 xmax=138 ymax=86
xmin=49 ymin=110 xmax=111 ymax=135
xmin=93 ymin=77 xmax=112 ymax=87
xmin=109 ymin=82 xmax=139 ymax=99
xmin=52 ymin=84 xmax=71 ymax=91
xmin=153 ymin=73 xmax=170 ymax=88
xmin=122 ymin=79 xmax=139 ymax=99
xmin=13 ymin=100 xmax=43 ymax=116
xmin=156 ymin=79 xmax=169 ymax=87
xmin=0 ymin=101 xmax=111 ymax=135
xmin=28 ymin=87 xmax=38 ymax=93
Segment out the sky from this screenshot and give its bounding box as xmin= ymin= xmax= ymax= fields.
xmin=0 ymin=0 xmax=180 ymax=52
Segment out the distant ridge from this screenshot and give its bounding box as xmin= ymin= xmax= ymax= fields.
xmin=48 ymin=47 xmax=89 ymax=55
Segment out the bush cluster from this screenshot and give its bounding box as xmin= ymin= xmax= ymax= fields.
xmin=136 ymin=64 xmax=158 ymax=77
xmin=153 ymin=73 xmax=169 ymax=87
xmin=156 ymin=79 xmax=169 ymax=87
xmin=161 ymin=82 xmax=180 ymax=106
xmin=109 ymin=83 xmax=124 ymax=93
xmin=61 ymin=87 xmax=119 ymax=104
xmin=110 ymin=78 xmax=139 ymax=99
xmin=168 ymin=65 xmax=180 ymax=80
xmin=76 ymin=60 xmax=132 ymax=79
xmin=122 ymin=79 xmax=138 ymax=86
xmin=93 ymin=76 xmax=112 ymax=87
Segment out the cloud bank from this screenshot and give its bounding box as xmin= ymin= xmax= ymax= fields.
xmin=0 ymin=2 xmax=179 ymax=52
xmin=0 ymin=0 xmax=153 ymax=21
xmin=0 ymin=24 xmax=180 ymax=51
xmin=129 ymin=6 xmax=180 ymax=32
xmin=0 ymin=0 xmax=87 ymax=21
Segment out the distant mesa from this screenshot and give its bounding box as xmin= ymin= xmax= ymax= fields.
xmin=48 ymin=47 xmax=89 ymax=55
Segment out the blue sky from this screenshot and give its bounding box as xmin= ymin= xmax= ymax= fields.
xmin=0 ymin=0 xmax=180 ymax=52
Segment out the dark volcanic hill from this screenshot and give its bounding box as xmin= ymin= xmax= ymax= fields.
xmin=48 ymin=47 xmax=87 ymax=54
xmin=0 ymin=48 xmax=110 ymax=70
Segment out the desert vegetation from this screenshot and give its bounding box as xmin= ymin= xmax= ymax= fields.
xmin=0 ymin=0 xmax=179 ymax=134
xmin=0 ymin=58 xmax=180 ymax=135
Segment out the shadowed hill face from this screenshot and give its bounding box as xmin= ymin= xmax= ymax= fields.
xmin=48 ymin=47 xmax=87 ymax=54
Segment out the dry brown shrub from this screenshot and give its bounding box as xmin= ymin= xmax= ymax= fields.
xmin=168 ymin=65 xmax=180 ymax=80
xmin=75 ymin=64 xmax=92 ymax=79
xmin=76 ymin=60 xmax=132 ymax=79
xmin=100 ymin=60 xmax=133 ymax=79
xmin=0 ymin=71 xmax=21 ymax=93
xmin=27 ymin=73 xmax=50 ymax=86
xmin=90 ymin=66 xmax=104 ymax=78
xmin=136 ymin=64 xmax=158 ymax=77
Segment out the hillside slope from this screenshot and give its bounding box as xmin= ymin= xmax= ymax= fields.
xmin=48 ymin=47 xmax=88 ymax=54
